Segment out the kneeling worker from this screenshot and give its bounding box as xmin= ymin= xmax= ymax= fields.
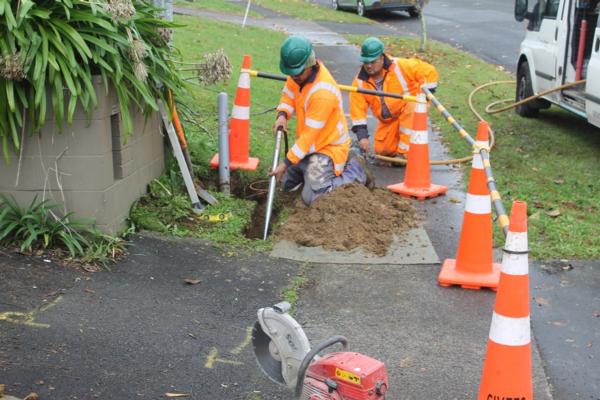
xmin=269 ymin=35 xmax=372 ymax=205
xmin=350 ymin=37 xmax=439 ymax=159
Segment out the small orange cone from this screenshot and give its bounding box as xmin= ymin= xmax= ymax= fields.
xmin=387 ymin=92 xmax=447 ymax=200
xmin=210 ymin=55 xmax=260 ymax=171
xmin=438 ymin=121 xmax=501 ymax=290
xmin=478 ymin=200 xmax=532 ymax=399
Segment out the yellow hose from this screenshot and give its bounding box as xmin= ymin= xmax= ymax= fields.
xmin=375 ymin=79 xmax=585 ymax=166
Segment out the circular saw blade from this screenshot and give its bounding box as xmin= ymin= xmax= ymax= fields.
xmin=252 ymin=320 xmax=286 ymax=385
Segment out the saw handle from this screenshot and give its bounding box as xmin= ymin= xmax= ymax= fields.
xmin=295 ymin=335 xmax=348 ymax=398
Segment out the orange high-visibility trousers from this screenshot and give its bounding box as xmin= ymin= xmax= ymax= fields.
xmin=373 ymin=102 xmax=415 ymax=156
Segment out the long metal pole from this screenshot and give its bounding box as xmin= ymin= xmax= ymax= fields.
xmin=217 ymin=92 xmax=230 ymax=196
xmin=246 ymin=70 xmax=419 ymax=103
xmin=263 ymin=128 xmax=284 ymax=240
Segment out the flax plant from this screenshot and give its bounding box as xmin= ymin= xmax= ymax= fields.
xmin=0 ymin=0 xmax=185 ymax=160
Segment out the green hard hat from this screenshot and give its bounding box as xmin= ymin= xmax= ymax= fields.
xmin=359 ymin=37 xmax=384 ymax=63
xmin=280 ymin=36 xmax=313 ymax=76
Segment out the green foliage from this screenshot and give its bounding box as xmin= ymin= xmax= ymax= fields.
xmin=130 ymin=174 xmax=270 ymax=251
xmin=0 ymin=0 xmax=185 ymax=159
xmin=0 ymin=194 xmax=127 ymax=264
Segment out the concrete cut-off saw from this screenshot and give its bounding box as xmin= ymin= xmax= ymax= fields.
xmin=252 ymin=302 xmax=389 ymax=399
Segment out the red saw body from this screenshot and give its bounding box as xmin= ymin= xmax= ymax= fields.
xmin=300 ymin=351 xmax=388 ymax=400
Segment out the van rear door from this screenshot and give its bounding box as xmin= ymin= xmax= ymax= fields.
xmin=585 ymin=15 xmax=600 ymax=127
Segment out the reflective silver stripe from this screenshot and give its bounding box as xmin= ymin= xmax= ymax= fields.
xmin=489 ymin=312 xmax=531 ymax=346
xmin=309 ymin=144 xmax=316 ymax=153
xmin=352 ymin=119 xmax=367 ymax=126
xmin=357 ymin=79 xmax=364 ymax=88
xmin=305 ymin=82 xmax=343 ymax=114
xmin=238 ymin=72 xmax=250 ymax=89
xmin=502 ymin=231 xmax=529 ymax=276
xmin=305 ymin=118 xmax=326 ymax=129
xmin=411 ymin=130 xmax=428 ymax=144
xmin=282 ymin=85 xmax=295 ymax=100
xmin=291 ymin=144 xmax=306 ymax=159
xmin=399 ymin=126 xmax=415 ymax=136
xmin=333 ymin=133 xmax=349 ymax=145
xmin=465 ymin=193 xmax=491 ymax=215
xmin=232 ymin=105 xmax=250 ymax=120
xmin=392 ymin=59 xmax=410 ymax=96
xmin=422 ymin=82 xmax=438 ymax=90
xmin=337 ymin=122 xmax=344 ymax=134
xmin=277 ymin=103 xmax=294 ymax=114
xmin=335 ymin=162 xmax=345 ymax=172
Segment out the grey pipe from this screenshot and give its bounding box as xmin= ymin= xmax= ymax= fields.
xmin=218 ymin=92 xmax=230 ymax=196
xmin=263 ymin=129 xmax=283 ymax=240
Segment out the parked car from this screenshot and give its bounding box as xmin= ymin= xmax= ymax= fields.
xmin=331 ymin=0 xmax=420 ymax=17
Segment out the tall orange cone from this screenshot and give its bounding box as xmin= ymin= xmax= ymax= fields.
xmin=210 ymin=55 xmax=260 ymax=171
xmin=478 ymin=200 xmax=532 ymax=399
xmin=438 ymin=121 xmax=501 ymax=290
xmin=387 ymin=92 xmax=447 ymax=200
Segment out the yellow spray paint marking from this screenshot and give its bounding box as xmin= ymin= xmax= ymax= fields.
xmin=0 ymin=296 xmax=62 ymax=328
xmin=204 ymin=347 xmax=243 ymax=369
xmin=230 ymin=325 xmax=253 ymax=355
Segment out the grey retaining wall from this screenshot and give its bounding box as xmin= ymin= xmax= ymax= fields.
xmin=0 ymin=80 xmax=164 ymax=234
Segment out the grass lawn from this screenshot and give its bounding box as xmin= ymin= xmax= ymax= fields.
xmin=174 ymin=0 xmax=371 ymax=23
xmin=173 ymin=0 xmax=262 ymax=17
xmin=130 ymin=15 xmax=288 ymax=250
xmin=347 ymin=35 xmax=600 ymax=259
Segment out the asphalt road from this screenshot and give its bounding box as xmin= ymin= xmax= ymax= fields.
xmin=315 ymin=0 xmax=527 ymax=71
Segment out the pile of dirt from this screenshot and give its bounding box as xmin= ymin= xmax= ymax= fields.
xmin=275 ymin=184 xmax=418 ymax=256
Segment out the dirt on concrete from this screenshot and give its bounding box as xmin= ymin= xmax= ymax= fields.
xmin=275 ymin=184 xmax=418 ymax=256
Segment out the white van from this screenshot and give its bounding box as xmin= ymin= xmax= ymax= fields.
xmin=514 ymin=0 xmax=600 ymax=128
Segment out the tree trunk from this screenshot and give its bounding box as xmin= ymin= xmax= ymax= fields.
xmin=418 ymin=0 xmax=427 ymax=52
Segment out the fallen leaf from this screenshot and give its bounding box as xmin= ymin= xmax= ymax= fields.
xmin=529 ymin=212 xmax=540 ymax=220
xmin=545 ymin=209 xmax=561 ymax=217
xmin=551 ymin=320 xmax=566 ymax=326
xmin=534 ymin=297 xmax=549 ymax=306
xmin=554 ymin=179 xmax=565 ymax=184
xmin=184 ymin=278 xmax=202 ymax=285
xmin=533 ymin=200 xmax=544 ymax=209
xmin=24 ymin=393 xmax=39 ymax=400
xmin=0 ymin=384 xmax=5 ymax=396
xmin=531 ymin=167 xmax=539 ymax=172
xmin=84 ymin=288 xmax=96 ymax=294
xmin=449 ymin=197 xmax=461 ymax=203
xmin=165 ymin=393 xmax=191 ymax=398
xmin=81 ymin=264 xmax=100 ymax=273
xmin=561 ymin=264 xmax=574 ymax=271
xmin=35 ymin=380 xmax=44 ymax=385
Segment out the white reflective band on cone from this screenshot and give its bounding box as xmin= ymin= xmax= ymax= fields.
xmin=411 ymin=130 xmax=428 ymax=144
xmin=232 ymin=105 xmax=250 ymax=119
xmin=352 ymin=119 xmax=367 ymax=126
xmin=238 ymin=73 xmax=250 ymax=89
xmin=501 ymin=232 xmax=529 ymax=276
xmin=489 ymin=312 xmax=531 ymax=346
xmin=465 ymin=193 xmax=491 ymax=215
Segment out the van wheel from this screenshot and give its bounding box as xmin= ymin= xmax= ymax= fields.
xmin=357 ymin=0 xmax=368 ymax=17
xmin=516 ymin=61 xmax=540 ymax=118
xmin=408 ymin=8 xmax=420 ymax=17
xmin=332 ymin=0 xmax=339 ymax=10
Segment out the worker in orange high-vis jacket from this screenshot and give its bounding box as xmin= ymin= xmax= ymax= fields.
xmin=270 ymin=35 xmax=373 ymax=205
xmin=349 ymin=37 xmax=438 ymax=160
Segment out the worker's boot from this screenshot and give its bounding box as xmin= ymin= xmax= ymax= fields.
xmin=349 ymin=149 xmax=375 ymax=190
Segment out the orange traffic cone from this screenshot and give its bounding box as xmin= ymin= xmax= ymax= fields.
xmin=438 ymin=121 xmax=501 ymax=290
xmin=210 ymin=55 xmax=260 ymax=171
xmin=387 ymin=92 xmax=447 ymax=200
xmin=478 ymin=200 xmax=532 ymax=399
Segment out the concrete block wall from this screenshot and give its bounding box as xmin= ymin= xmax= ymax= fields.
xmin=0 ymin=79 xmax=165 ymax=234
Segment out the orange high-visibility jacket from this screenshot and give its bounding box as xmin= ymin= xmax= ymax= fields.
xmin=349 ymin=54 xmax=438 ymax=133
xmin=276 ymin=62 xmax=350 ymax=176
